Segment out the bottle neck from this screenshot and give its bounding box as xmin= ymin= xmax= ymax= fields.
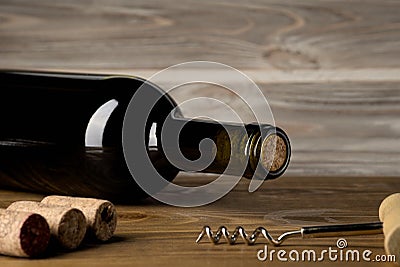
xmin=158 ymin=116 xmax=290 ymax=180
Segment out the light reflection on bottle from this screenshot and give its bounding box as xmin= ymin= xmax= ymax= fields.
xmin=85 ymin=99 xmax=119 ymax=147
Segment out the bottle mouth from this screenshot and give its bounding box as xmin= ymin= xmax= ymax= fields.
xmin=259 ymin=132 xmax=288 ymax=174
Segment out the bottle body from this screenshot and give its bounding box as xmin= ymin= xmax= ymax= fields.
xmin=0 ymin=71 xmax=180 ymax=201
xmin=0 ymin=71 xmax=290 ymax=201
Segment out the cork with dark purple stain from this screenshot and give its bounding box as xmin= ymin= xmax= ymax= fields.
xmin=0 ymin=209 xmax=50 ymax=257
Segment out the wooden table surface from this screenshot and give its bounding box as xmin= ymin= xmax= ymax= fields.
xmin=1 ymin=0 xmax=400 ymax=266
xmin=0 ymin=176 xmax=399 ymax=267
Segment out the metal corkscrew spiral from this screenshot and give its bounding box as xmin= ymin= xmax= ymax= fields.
xmin=196 ymin=225 xmax=303 ymax=246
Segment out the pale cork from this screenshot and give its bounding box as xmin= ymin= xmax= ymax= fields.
xmin=379 ymin=193 xmax=400 ymax=264
xmin=41 ymin=196 xmax=117 ymax=241
xmin=8 ymin=201 xmax=86 ymax=250
xmin=0 ymin=209 xmax=50 ymax=257
xmin=260 ymin=134 xmax=287 ymax=172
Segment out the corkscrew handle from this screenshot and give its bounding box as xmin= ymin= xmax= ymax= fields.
xmin=301 ymin=222 xmax=383 ymax=238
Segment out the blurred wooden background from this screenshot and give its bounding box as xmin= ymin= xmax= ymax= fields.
xmin=1 ymin=0 xmax=400 ymax=177
xmin=0 ymin=0 xmax=400 ymax=266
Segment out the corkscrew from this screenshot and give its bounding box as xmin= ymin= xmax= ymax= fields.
xmin=196 ymin=193 xmax=400 ymax=264
xmin=196 ymin=223 xmax=383 ymax=246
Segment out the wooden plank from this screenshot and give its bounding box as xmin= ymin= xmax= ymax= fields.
xmin=0 ymin=175 xmax=398 ymax=266
xmin=0 ymin=0 xmax=399 ymax=70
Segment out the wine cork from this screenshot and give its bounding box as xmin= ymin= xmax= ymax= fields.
xmin=379 ymin=193 xmax=400 ymax=264
xmin=260 ymin=134 xmax=287 ymax=172
xmin=7 ymin=201 xmax=86 ymax=250
xmin=41 ymin=196 xmax=117 ymax=241
xmin=0 ymin=209 xmax=50 ymax=257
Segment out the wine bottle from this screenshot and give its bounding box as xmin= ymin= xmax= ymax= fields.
xmin=0 ymin=70 xmax=291 ymax=201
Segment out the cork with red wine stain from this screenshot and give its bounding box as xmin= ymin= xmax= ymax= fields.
xmin=0 ymin=209 xmax=50 ymax=257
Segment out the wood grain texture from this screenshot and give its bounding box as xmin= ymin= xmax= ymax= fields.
xmin=0 ymin=0 xmax=400 ymax=266
xmin=0 ymin=175 xmax=398 ymax=266
xmin=1 ymin=0 xmax=399 ymax=177
xmin=0 ymin=0 xmax=399 ymax=70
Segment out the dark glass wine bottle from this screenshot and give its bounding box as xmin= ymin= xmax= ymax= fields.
xmin=0 ymin=71 xmax=290 ymax=201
